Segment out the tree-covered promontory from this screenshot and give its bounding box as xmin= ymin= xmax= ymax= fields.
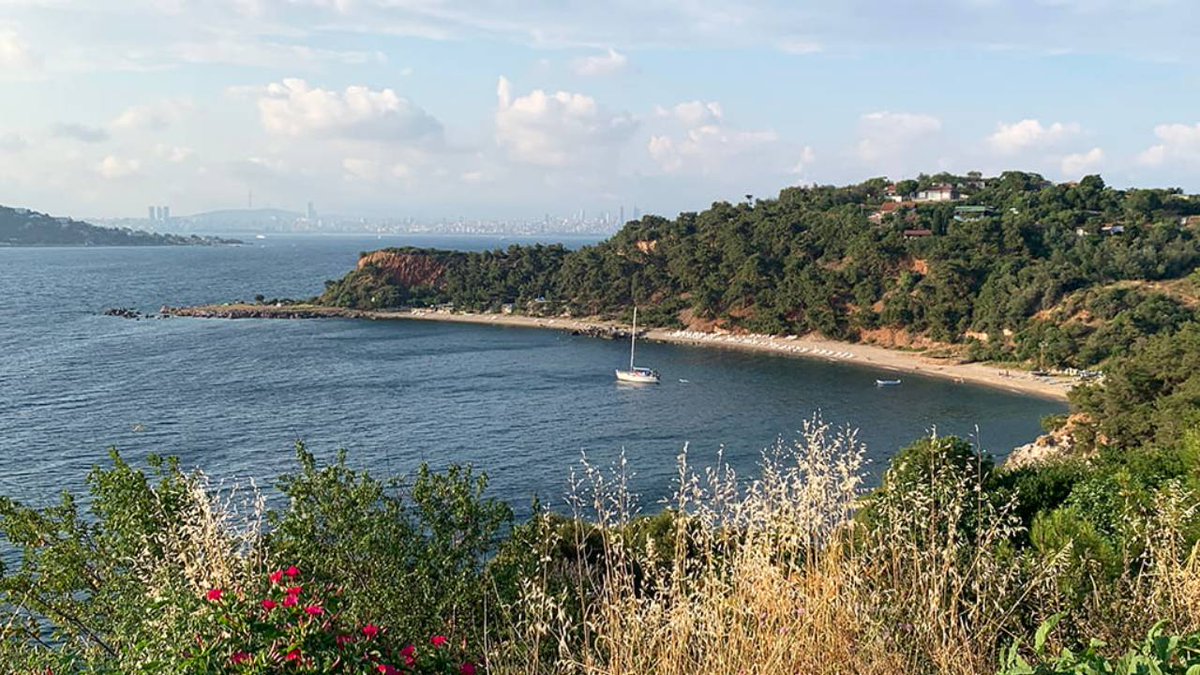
xmin=319 ymin=171 xmax=1200 ymax=372
xmin=0 ymin=205 xmax=239 ymax=246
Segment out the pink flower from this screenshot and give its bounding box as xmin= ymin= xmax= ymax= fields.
xmin=431 ymin=635 xmax=449 ymax=648
xmin=376 ymin=666 xmax=398 ymax=675
xmin=362 ymin=624 xmax=380 ymax=639
xmin=284 ymin=565 xmax=300 ymax=579
xmin=336 ymin=634 xmax=354 ymax=649
xmin=261 ymin=599 xmax=277 ymax=611
xmin=401 ymin=645 xmax=416 ymax=658
xmin=303 ymin=605 xmax=324 ymax=617
xmin=283 ymin=594 xmax=299 ymax=608
xmin=230 ymin=652 xmax=251 ymax=666
xmin=460 ymin=663 xmax=477 ymax=675
xmin=285 ymin=649 xmax=302 ymax=663
xmin=206 ymin=588 xmax=223 ymax=603
xmin=269 ymin=570 xmax=284 ymax=585
xmin=286 ymin=586 xmax=302 ymax=598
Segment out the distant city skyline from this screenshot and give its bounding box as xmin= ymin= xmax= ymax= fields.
xmin=2 ymin=1 xmax=1199 ymax=220
xmin=97 ymin=200 xmax=648 ymax=235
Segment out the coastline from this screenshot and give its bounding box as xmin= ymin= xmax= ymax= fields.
xmin=162 ymin=304 xmax=1076 ymax=401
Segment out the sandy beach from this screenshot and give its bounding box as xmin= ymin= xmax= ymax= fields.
xmin=163 ymin=304 xmax=1077 ymax=400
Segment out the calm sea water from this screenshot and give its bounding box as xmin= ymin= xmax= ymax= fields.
xmin=0 ymin=235 xmax=1065 ymax=514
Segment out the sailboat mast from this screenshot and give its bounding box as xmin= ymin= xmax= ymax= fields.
xmin=628 ymin=305 xmax=638 ymax=367
xmin=630 ymin=307 xmax=637 ymax=370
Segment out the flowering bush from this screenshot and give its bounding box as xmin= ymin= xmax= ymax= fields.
xmin=180 ymin=566 xmax=479 ymax=674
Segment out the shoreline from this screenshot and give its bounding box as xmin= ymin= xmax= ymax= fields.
xmin=161 ymin=304 xmax=1076 ymax=401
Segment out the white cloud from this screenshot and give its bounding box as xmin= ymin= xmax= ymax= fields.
xmin=572 ymin=48 xmax=629 ymax=77
xmin=1137 ymin=122 xmax=1200 ymax=166
xmin=112 ymin=99 xmax=192 ymax=131
xmin=648 ymin=99 xmax=782 ymax=175
xmin=0 ymin=133 xmax=28 ymax=152
xmin=657 ymin=101 xmax=724 ymax=127
xmin=342 ymin=157 xmax=381 ymax=182
xmin=341 ymin=157 xmax=411 ymax=182
xmin=1060 ymin=147 xmax=1104 ymax=175
xmin=856 ymin=111 xmax=942 ymax=164
xmin=648 ymin=127 xmax=779 ymax=174
xmin=0 ymin=28 xmax=40 ymax=74
xmin=154 ymin=143 xmax=194 ymax=162
xmin=778 ymin=39 xmax=822 ymax=54
xmin=96 ymin=155 xmax=141 ymax=179
xmin=790 ymin=145 xmax=817 ymax=175
xmin=986 ymin=119 xmax=1081 ymax=153
xmin=173 ymin=40 xmax=386 ymax=68
xmin=257 ymin=78 xmax=442 ymax=142
xmin=53 ymin=123 xmax=110 ymax=143
xmin=494 ymin=76 xmax=637 ymax=167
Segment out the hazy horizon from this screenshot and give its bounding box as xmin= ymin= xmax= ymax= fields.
xmin=2 ymin=1 xmax=1199 ymax=221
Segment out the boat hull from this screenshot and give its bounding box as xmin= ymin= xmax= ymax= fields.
xmin=616 ymin=369 xmax=660 ymax=384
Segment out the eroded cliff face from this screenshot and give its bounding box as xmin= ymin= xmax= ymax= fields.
xmin=1005 ymin=413 xmax=1097 ymax=470
xmin=357 ymin=251 xmax=448 ymax=289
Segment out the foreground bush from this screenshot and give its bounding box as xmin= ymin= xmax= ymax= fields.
xmin=0 ymin=446 xmax=510 ymax=673
xmin=4 ymin=422 xmax=1200 ymax=673
xmin=1001 ymin=617 xmax=1200 ymax=674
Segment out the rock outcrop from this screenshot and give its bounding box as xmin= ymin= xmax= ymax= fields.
xmin=1004 ymin=413 xmax=1094 ymax=470
xmin=357 ymin=251 xmax=448 ymax=289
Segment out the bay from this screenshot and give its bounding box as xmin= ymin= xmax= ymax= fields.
xmin=0 ymin=235 xmax=1065 ymax=514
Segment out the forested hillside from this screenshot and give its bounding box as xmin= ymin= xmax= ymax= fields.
xmin=0 ymin=205 xmax=238 ymax=246
xmin=320 ymin=172 xmax=1200 ymax=372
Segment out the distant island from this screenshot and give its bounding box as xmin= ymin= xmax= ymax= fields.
xmin=0 ymin=205 xmax=240 ymax=246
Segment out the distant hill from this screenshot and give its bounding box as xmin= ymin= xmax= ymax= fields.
xmin=0 ymin=205 xmax=239 ymax=246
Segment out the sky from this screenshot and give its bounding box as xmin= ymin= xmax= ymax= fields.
xmin=1 ymin=0 xmax=1199 ymax=221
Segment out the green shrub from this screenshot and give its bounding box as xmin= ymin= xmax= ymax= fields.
xmin=1000 ymin=616 xmax=1200 ymax=674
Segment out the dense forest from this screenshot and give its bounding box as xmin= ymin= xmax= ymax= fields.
xmin=320 ymin=172 xmax=1200 ymax=375
xmin=0 ymin=205 xmax=239 ymax=246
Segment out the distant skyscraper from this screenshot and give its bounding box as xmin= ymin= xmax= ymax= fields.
xmin=620 ymin=205 xmax=625 ymax=225
xmin=161 ymin=206 xmax=170 ymax=221
xmin=148 ymin=206 xmax=156 ymax=220
xmin=307 ymin=201 xmax=316 ymax=221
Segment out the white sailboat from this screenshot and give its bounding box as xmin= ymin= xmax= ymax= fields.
xmin=615 ymin=307 xmax=660 ymax=384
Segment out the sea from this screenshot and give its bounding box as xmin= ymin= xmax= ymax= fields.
xmin=0 ymin=235 xmax=1066 ymax=515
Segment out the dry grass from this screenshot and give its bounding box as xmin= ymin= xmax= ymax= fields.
xmin=495 ymin=418 xmax=1200 ymax=675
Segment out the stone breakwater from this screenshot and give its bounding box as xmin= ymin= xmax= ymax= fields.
xmin=161 ymin=304 xmax=372 ymax=320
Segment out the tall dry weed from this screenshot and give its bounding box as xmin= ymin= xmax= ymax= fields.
xmin=500 ymin=419 xmax=1076 ymax=675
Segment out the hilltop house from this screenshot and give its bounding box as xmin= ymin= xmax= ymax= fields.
xmin=1181 ymin=215 xmax=1200 ymax=228
xmin=868 ymin=200 xmax=918 ymax=224
xmin=914 ymin=185 xmax=960 ymax=202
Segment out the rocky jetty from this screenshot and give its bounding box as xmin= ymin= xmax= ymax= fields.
xmin=103 ymin=307 xmax=146 ymax=320
xmin=161 ymin=304 xmax=373 ymax=320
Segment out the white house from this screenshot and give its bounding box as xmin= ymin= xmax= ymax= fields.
xmin=914 ymin=185 xmax=960 ymax=202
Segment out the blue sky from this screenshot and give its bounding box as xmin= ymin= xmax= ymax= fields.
xmin=1 ymin=0 xmax=1198 ymax=220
